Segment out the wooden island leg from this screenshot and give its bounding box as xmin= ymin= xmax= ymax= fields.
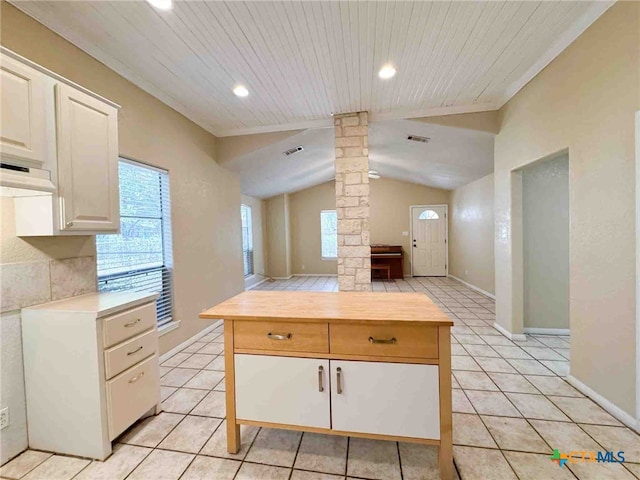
xmin=438 ymin=326 xmax=453 ymax=480
xmin=224 ymin=319 xmax=241 ymax=453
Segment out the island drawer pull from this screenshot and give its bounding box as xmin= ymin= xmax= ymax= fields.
xmin=336 ymin=367 xmax=343 ymax=394
xmin=267 ymin=332 xmax=292 ymax=340
xmin=124 ymin=318 xmax=141 ymax=328
xmin=318 ymin=365 xmax=324 ymax=392
xmin=127 ymin=346 xmax=144 ymax=356
xmin=369 ymin=336 xmax=397 ymax=344
xmin=128 ymin=371 xmax=145 ymax=384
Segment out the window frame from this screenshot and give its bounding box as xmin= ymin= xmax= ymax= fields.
xmin=96 ymin=157 xmax=174 ymax=327
xmin=241 ymin=204 xmax=254 ymax=277
xmin=320 ymin=209 xmax=338 ymax=261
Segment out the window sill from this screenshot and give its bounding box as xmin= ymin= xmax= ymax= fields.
xmin=158 ymin=319 xmax=180 ymax=337
xmin=321 ymin=257 xmax=337 ymax=261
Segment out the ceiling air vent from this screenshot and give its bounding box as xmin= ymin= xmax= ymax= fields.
xmin=283 ymin=145 xmax=304 ymax=156
xmin=407 ymin=135 xmax=430 ymax=143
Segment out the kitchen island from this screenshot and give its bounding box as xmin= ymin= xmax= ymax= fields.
xmin=200 ymin=291 xmax=454 ymax=479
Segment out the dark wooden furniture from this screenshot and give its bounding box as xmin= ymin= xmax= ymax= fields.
xmin=371 ymin=245 xmax=404 ymax=280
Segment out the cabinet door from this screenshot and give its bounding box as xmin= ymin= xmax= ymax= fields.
xmin=235 ymin=354 xmax=330 ymax=428
xmin=0 ymin=54 xmax=47 ymax=167
xmin=55 ymin=83 xmax=119 ymax=232
xmin=331 ymin=360 xmax=440 ymax=439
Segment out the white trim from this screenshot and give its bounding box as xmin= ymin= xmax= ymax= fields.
xmin=369 ymin=103 xmax=499 ymax=123
xmin=292 ymin=274 xmax=336 ymax=277
xmin=636 ymin=111 xmax=640 ymax=430
xmin=245 ymin=277 xmax=268 ymax=290
xmin=409 ymin=204 xmax=449 ymax=277
xmin=523 ymin=327 xmax=570 ymax=336
xmin=566 ymin=375 xmax=640 ymax=433
xmin=493 ymin=322 xmax=527 ymax=342
xmin=271 ymin=275 xmax=293 ymax=280
xmin=159 ymin=320 xmax=223 ymax=363
xmin=497 ymin=1 xmax=614 ymax=108
xmin=158 ymin=319 xmax=180 ymax=337
xmin=447 ymin=274 xmax=495 ymax=300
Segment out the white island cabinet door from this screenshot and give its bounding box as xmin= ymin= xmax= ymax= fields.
xmin=235 ymin=354 xmax=330 ymax=429
xmin=331 ymin=360 xmax=440 ymax=440
xmin=0 ymin=54 xmax=46 ymax=167
xmin=55 ymin=83 xmax=119 ymax=232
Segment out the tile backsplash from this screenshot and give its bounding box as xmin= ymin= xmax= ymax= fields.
xmin=0 ymin=255 xmax=97 ymax=465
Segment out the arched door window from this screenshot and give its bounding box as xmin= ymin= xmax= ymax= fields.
xmin=418 ymin=209 xmax=439 ymax=220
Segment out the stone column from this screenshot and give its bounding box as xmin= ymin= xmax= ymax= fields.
xmin=334 ymin=112 xmax=371 ymax=292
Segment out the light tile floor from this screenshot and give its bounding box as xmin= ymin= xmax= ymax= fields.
xmin=3 ymin=276 xmax=639 ymax=480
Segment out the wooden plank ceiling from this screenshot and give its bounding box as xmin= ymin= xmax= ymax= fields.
xmin=12 ymin=1 xmax=611 ymax=137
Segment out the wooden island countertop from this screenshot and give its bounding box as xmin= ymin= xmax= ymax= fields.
xmin=200 ymin=291 xmax=453 ymax=326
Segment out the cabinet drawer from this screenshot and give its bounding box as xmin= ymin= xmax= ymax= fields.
xmin=103 ymin=303 xmax=156 ymax=348
xmin=330 ymin=324 xmax=438 ymax=359
xmin=104 ymin=328 xmax=157 ymax=380
xmin=234 ymin=320 xmax=328 ymax=353
xmin=106 ymin=354 xmax=159 ymax=440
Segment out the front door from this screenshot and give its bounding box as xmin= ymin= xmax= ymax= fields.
xmin=411 ymin=205 xmax=447 ymax=276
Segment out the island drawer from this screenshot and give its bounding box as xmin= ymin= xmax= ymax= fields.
xmin=103 ymin=302 xmax=156 ymax=348
xmin=234 ymin=320 xmax=329 ymax=353
xmin=330 ymin=324 xmax=438 ymax=359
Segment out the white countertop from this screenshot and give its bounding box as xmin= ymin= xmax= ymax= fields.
xmin=23 ymin=291 xmax=158 ymax=318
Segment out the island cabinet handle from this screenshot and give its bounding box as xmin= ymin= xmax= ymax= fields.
xmin=124 ymin=318 xmax=141 ymax=328
xmin=368 ymin=336 xmax=397 ymax=345
xmin=129 ymin=371 xmax=145 ymax=384
xmin=336 ymin=367 xmax=343 ymax=394
xmin=318 ymin=366 xmax=324 ymax=392
xmin=266 ymin=332 xmax=292 ymax=340
xmin=127 ymin=346 xmax=144 ymax=356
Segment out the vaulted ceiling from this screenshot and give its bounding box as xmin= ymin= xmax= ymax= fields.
xmin=12 ymin=1 xmax=612 ymax=137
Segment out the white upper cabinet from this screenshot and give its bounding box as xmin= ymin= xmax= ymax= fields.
xmin=0 ymin=55 xmax=47 ymax=167
xmin=1 ymin=48 xmax=121 ymax=236
xmin=55 ymin=84 xmax=119 ymax=232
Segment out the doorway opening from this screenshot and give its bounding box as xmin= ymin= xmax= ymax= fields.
xmin=410 ymin=205 xmax=448 ymax=277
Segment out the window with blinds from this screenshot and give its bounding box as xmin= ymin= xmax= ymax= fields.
xmin=241 ymin=204 xmax=254 ymax=277
xmin=96 ymin=159 xmax=174 ymax=325
xmin=320 ymin=210 xmax=338 ymax=259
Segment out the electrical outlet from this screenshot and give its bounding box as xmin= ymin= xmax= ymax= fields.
xmin=301 ymin=265 xmax=305 ymax=271
xmin=0 ymin=407 xmax=9 ymax=430
xmin=465 ymin=269 xmax=468 ymax=275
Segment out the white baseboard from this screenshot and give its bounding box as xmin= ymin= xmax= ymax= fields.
xmin=271 ymin=275 xmax=293 ymax=280
xmin=292 ymin=274 xmax=336 ymax=277
xmin=159 ymin=320 xmax=223 ymax=363
xmin=493 ymin=322 xmax=528 ymax=342
xmin=566 ymin=375 xmax=639 ymax=433
xmin=523 ymin=327 xmax=570 ymax=336
xmin=448 ymin=274 xmax=495 ymax=300
xmin=245 ymin=277 xmax=268 ymax=290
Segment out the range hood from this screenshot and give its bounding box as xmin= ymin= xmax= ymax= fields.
xmin=0 ymin=163 xmax=56 ymax=197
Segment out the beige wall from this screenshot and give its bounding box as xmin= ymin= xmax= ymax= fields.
xmin=370 ymin=178 xmax=450 ymax=275
xmin=290 ymin=181 xmax=337 ymax=275
xmin=494 ymin=2 xmax=639 ymax=417
xmin=450 ymin=174 xmax=495 ymax=295
xmin=0 ymin=3 xmax=245 ymax=460
xmin=241 ymin=194 xmax=267 ymax=288
xmin=281 ymin=178 xmax=450 ymax=276
xmin=265 ymin=194 xmax=292 ymax=278
xmin=522 ymin=154 xmax=569 ymax=330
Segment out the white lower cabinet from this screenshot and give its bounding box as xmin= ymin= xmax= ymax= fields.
xmin=235 ymin=355 xmax=330 ymax=428
xmin=330 ymin=360 xmax=440 ymax=439
xmin=235 ymin=355 xmax=440 ymax=439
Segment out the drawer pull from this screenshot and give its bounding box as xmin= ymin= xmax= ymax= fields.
xmin=336 ymin=367 xmax=343 ymax=394
xmin=127 ymin=346 xmax=144 ymax=356
xmin=124 ymin=318 xmax=141 ymax=328
xmin=318 ymin=365 xmax=324 ymax=392
xmin=128 ymin=371 xmax=145 ymax=384
xmin=369 ymin=336 xmax=397 ymax=345
xmin=266 ymin=332 xmax=291 ymax=340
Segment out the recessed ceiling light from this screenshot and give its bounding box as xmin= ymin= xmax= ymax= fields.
xmin=233 ymin=85 xmax=249 ymax=98
xmin=378 ymin=64 xmax=396 ymax=79
xmin=146 ymin=0 xmax=172 ymax=10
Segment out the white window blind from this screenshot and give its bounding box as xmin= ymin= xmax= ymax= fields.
xmin=241 ymin=204 xmax=254 ymax=276
xmin=320 ymin=210 xmax=337 ymax=259
xmin=96 ymin=159 xmax=174 ymax=325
